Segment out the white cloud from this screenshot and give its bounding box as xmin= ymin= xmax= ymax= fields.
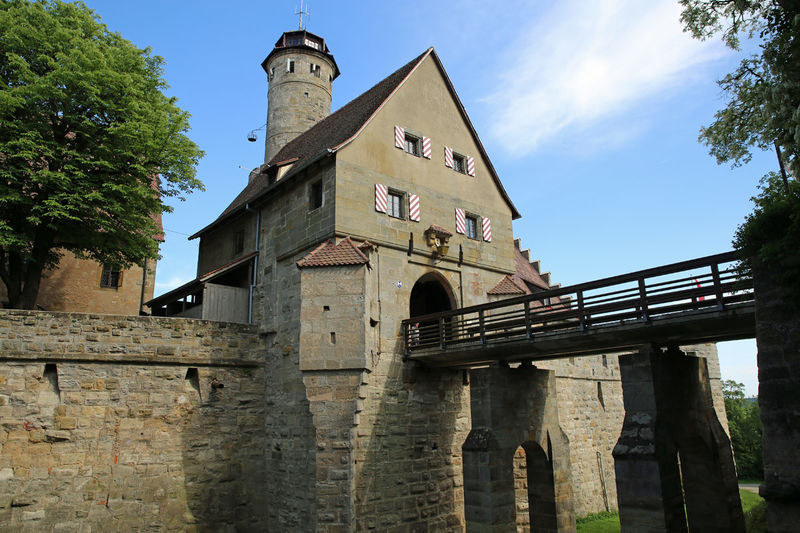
xmin=155 ymin=274 xmax=194 ymax=295
xmin=483 ymin=0 xmax=727 ymax=155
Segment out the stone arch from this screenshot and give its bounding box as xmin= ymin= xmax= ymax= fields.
xmin=513 ymin=440 xmax=562 ymax=532
xmin=463 ymin=366 xmax=575 ymax=532
xmin=409 ymin=271 xmax=456 ymax=318
xmin=523 ymin=440 xmax=560 ymax=532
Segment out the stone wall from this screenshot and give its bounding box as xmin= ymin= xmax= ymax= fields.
xmin=754 ymin=272 xmax=800 ymax=532
xmin=0 ymin=310 xmax=267 ymax=532
xmin=536 ymin=342 xmax=728 ymax=517
xmin=264 ymin=46 xmax=335 ymax=163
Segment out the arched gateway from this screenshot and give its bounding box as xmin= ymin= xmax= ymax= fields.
xmin=409 ymin=272 xmax=455 ymax=318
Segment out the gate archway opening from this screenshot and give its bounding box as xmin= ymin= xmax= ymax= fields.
xmin=409 ymin=272 xmax=455 ymax=318
xmin=514 ymin=442 xmax=559 ymax=533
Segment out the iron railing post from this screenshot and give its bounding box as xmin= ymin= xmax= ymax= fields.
xmin=638 ymin=278 xmax=650 ymax=322
xmin=577 ymin=290 xmax=586 ymax=331
xmin=711 ymin=263 xmax=725 ymax=310
xmin=524 ymin=301 xmax=532 ymax=339
xmin=479 ymin=310 xmax=486 ymax=345
xmin=439 ymin=316 xmax=446 ymax=351
xmin=402 ymin=322 xmax=409 ymax=359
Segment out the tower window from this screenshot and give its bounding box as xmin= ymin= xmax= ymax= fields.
xmin=232 ymin=230 xmax=245 ymax=257
xmin=465 ymin=215 xmax=478 ymax=240
xmin=309 ymin=63 xmax=321 ymax=77
xmin=100 ymin=265 xmax=122 ymax=289
xmin=287 ymin=59 xmax=295 ymax=73
xmin=309 ymin=180 xmax=323 ymax=211
xmin=387 ymin=190 xmax=404 ymax=219
xmin=403 ymin=134 xmax=420 ymax=156
xmin=270 ymin=67 xmax=275 ymax=81
xmin=452 ymin=153 xmax=466 ymax=173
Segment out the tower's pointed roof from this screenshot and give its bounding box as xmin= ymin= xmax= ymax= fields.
xmin=262 ymin=30 xmax=339 ymax=80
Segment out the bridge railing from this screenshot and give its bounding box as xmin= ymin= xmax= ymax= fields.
xmin=401 ymin=251 xmax=753 ymax=357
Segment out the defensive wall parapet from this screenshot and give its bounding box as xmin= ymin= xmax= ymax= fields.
xmin=0 ymin=310 xmax=268 ymax=531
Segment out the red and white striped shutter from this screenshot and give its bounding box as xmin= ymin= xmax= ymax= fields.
xmin=394 ymin=126 xmax=404 ymax=149
xmin=466 ymin=155 xmax=475 ymax=176
xmin=422 ymin=136 xmax=432 ymax=159
xmin=444 ymin=146 xmax=454 ymax=168
xmin=375 ymin=184 xmax=388 ymax=213
xmin=482 ymin=217 xmax=492 ymax=242
xmin=408 ymin=193 xmax=420 ymax=222
xmin=455 ymin=208 xmax=466 ymax=234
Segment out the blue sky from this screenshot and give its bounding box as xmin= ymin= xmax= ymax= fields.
xmin=81 ymin=0 xmax=769 ymax=395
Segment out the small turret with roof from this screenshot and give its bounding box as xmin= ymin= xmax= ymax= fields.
xmin=262 ymin=28 xmax=340 ymax=163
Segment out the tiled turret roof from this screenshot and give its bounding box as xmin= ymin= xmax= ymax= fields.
xmin=296 ymin=237 xmax=370 ymax=268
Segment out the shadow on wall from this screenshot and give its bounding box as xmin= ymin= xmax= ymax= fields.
xmin=353 ymin=346 xmax=469 ymax=531
xmin=181 ymin=364 xmax=268 ymax=530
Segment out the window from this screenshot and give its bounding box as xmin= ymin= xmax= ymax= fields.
xmin=304 ymin=38 xmax=320 ymax=50
xmin=287 ymin=59 xmax=295 ymax=73
xmin=270 ymin=67 xmax=275 ymax=80
xmin=452 ymin=153 xmax=466 ymax=173
xmin=387 ymin=190 xmax=404 ymax=219
xmin=309 ymin=180 xmax=323 ymax=210
xmin=465 ymin=215 xmax=478 ymax=239
xmin=309 ymin=63 xmax=321 ymax=77
xmin=100 ymin=265 xmax=121 ymax=289
xmin=233 ymin=230 xmax=245 ymax=256
xmin=403 ymin=134 xmax=420 ymax=156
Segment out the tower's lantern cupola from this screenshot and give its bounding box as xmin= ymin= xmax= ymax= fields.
xmin=261 ymin=30 xmax=339 ymax=164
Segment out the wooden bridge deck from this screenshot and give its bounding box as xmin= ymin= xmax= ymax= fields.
xmin=402 ymin=251 xmax=756 ymax=368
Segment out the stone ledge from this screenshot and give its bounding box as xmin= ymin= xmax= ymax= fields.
xmin=0 ymin=353 xmax=263 ymax=367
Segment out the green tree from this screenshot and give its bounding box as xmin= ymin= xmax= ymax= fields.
xmin=722 ymin=379 xmax=763 ymax=479
xmin=0 ymin=0 xmax=203 ymax=309
xmin=680 ymin=1 xmax=800 ymax=298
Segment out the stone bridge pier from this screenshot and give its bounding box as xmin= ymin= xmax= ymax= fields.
xmin=613 ymin=345 xmax=745 ymax=533
xmin=463 ymin=363 xmax=575 ymax=533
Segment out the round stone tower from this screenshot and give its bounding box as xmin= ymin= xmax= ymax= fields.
xmin=262 ymin=30 xmax=339 ymax=163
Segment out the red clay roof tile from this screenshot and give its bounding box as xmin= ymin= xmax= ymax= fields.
xmin=487 ymin=275 xmax=527 ymax=295
xmin=296 ymin=237 xmax=370 ymax=268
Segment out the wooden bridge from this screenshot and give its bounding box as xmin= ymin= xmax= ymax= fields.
xmin=402 ymin=251 xmax=756 ymax=368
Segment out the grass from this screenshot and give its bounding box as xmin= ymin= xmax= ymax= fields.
xmin=738 ymin=478 xmax=763 ymax=485
xmin=576 ymin=510 xmax=620 ymax=533
xmin=576 ymin=490 xmax=765 ymax=533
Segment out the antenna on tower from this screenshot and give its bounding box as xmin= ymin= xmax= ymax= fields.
xmin=295 ymin=1 xmax=310 ymax=30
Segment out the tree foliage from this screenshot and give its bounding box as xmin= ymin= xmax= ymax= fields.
xmin=0 ymin=0 xmax=204 ymax=309
xmin=680 ymin=0 xmax=800 ymax=294
xmin=733 ymin=171 xmax=800 ymax=300
xmin=722 ymin=379 xmax=763 ymax=479
xmin=680 ymin=0 xmax=800 ymax=176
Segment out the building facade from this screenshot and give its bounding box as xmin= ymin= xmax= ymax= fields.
xmin=146 ymin=31 xmax=731 ymax=531
xmin=0 ymin=252 xmax=156 ymax=315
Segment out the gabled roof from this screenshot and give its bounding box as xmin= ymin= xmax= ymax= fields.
xmin=191 ymin=47 xmax=519 ymax=240
xmin=488 ymin=240 xmax=552 ymax=296
xmin=296 ymin=237 xmax=370 ymax=268
xmin=514 ymin=241 xmax=550 ymax=291
xmin=487 ymin=275 xmax=527 ymax=295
